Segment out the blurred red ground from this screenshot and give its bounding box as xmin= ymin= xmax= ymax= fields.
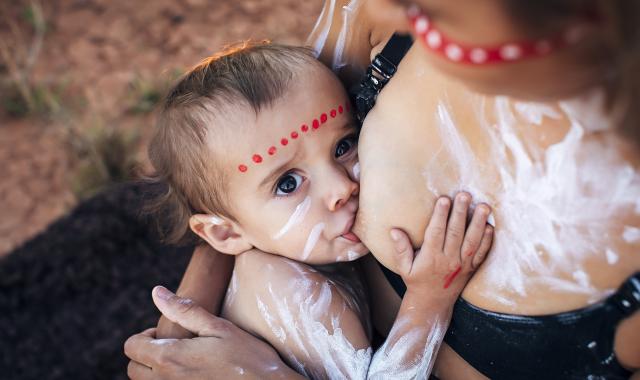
xmin=0 ymin=0 xmax=323 ymax=256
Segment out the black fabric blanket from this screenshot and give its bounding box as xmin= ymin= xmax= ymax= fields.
xmin=0 ymin=182 xmax=193 ymax=379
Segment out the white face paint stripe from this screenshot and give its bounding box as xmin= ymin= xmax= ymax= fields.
xmin=273 ymin=196 xmax=312 ymax=240
xmin=301 ymin=223 xmax=325 ymax=261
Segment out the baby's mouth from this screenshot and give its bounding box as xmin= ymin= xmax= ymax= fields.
xmin=340 ymin=218 xmax=361 ymax=243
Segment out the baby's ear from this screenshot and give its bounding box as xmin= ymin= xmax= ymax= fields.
xmin=189 ymin=214 xmax=252 ymax=255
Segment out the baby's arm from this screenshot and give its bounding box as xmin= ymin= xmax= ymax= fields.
xmin=369 ymin=192 xmax=493 ymax=377
xmin=156 ymin=244 xmax=234 ymax=338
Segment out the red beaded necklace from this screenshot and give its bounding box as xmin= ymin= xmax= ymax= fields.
xmin=407 ymin=7 xmax=584 ymax=65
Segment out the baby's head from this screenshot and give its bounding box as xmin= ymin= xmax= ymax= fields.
xmin=150 ymin=41 xmax=367 ymax=265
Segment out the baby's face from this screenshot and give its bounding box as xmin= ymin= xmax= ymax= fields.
xmin=216 ymin=66 xmax=367 ymax=264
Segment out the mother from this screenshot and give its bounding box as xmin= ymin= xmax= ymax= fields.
xmin=125 ymin=0 xmax=640 ymax=378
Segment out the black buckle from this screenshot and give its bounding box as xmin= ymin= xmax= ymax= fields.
xmin=352 ymin=54 xmax=396 ymax=124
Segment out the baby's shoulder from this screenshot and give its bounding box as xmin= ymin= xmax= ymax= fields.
xmin=225 ymin=249 xmax=368 ymax=335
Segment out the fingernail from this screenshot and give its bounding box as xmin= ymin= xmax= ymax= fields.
xmin=438 ymin=197 xmax=450 ymax=207
xmin=390 ymin=229 xmax=401 ymax=242
xmin=487 ymin=214 xmax=495 ymax=227
xmin=154 ymin=286 xmax=173 ymax=300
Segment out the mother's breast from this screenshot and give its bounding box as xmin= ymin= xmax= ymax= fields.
xmin=355 ymin=46 xmax=640 ymax=315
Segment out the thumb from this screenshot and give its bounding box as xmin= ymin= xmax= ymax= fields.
xmin=390 ymin=228 xmax=415 ymax=277
xmin=151 ymin=286 xmax=227 ymax=338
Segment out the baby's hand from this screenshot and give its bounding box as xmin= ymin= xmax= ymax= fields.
xmin=390 ymin=192 xmax=493 ymax=299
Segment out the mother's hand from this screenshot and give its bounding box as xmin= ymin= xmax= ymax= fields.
xmin=124 ymin=286 xmax=304 ymax=380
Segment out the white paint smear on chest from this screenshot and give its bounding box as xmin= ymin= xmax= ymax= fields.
xmin=427 ymin=96 xmax=640 ymax=301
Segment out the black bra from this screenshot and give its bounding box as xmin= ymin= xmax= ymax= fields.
xmin=380 ymin=265 xmax=639 ymax=379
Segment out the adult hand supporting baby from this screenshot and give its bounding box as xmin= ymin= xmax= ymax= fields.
xmin=124 ymin=286 xmax=304 ymax=380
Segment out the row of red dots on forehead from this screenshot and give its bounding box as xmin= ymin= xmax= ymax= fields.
xmin=237 ymin=101 xmax=351 ymax=173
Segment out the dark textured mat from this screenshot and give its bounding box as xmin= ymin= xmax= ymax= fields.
xmin=0 ymin=181 xmax=194 ymax=379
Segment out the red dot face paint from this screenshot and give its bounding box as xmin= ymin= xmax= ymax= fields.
xmin=238 ymin=102 xmax=349 ymax=173
xmin=443 ymin=266 xmax=462 ymax=289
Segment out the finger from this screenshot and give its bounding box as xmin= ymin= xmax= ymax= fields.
xmin=390 ymin=228 xmax=415 ymax=277
xmin=460 ymin=203 xmax=491 ymax=264
xmin=472 ymin=225 xmax=494 ymax=269
xmin=124 ymin=330 xmax=169 ymax=367
xmin=424 ymin=196 xmax=451 ymax=253
xmin=127 ymin=360 xmax=153 ymax=380
xmin=443 ymin=192 xmax=471 ymax=259
xmin=152 ymin=286 xmax=228 ymax=338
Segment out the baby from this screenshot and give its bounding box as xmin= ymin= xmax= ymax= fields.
xmin=148 ymin=41 xmax=493 ymax=379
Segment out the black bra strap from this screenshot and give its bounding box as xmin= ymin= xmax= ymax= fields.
xmin=351 ymin=34 xmax=413 ymax=123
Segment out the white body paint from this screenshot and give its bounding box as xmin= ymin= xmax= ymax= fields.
xmin=301 ymin=223 xmax=326 ymax=261
xmin=150 ymin=338 xmax=178 ymax=346
xmin=368 ymin=317 xmax=446 ymax=379
xmin=256 ymin=267 xmax=371 ymax=380
xmin=273 ymin=196 xmax=312 ymax=240
xmin=427 ymin=93 xmax=640 ymax=303
xmin=352 ymin=162 xmax=361 ymax=181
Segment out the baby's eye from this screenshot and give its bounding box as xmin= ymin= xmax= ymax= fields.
xmin=335 ymin=135 xmax=358 ymax=158
xmin=275 ymin=172 xmax=303 ymax=196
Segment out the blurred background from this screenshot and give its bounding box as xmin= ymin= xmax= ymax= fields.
xmin=0 ymin=1 xmax=323 ymax=378
xmin=0 ymin=0 xmax=322 ymax=256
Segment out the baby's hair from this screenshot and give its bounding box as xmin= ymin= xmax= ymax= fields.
xmin=147 ymin=40 xmax=319 ymax=245
xmin=503 ymin=0 xmax=640 ymax=141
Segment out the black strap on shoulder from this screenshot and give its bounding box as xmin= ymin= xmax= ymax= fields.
xmin=351 ymin=33 xmax=413 ymax=124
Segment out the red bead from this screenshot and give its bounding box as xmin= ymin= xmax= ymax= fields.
xmin=281 ymin=138 xmax=289 ymax=146
xmin=238 ymin=164 xmax=248 ymax=172
xmin=338 ymin=105 xmax=344 ymax=114
xmin=312 ymin=119 xmax=320 ymax=129
xmin=301 ymin=124 xmax=309 ymax=132
xmin=252 ymin=154 xmax=263 ymax=163
xmin=268 ymin=146 xmax=276 ymax=155
xmin=330 ymin=109 xmax=337 ymax=118
xmin=291 ymin=132 xmax=299 ymax=139
xmin=320 ymin=113 xmax=328 ymax=123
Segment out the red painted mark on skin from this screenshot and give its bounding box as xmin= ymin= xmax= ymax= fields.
xmin=443 ymin=266 xmax=462 ymax=289
xmin=238 ymin=103 xmax=347 ymax=173
xmin=466 ymin=248 xmax=475 ymax=257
